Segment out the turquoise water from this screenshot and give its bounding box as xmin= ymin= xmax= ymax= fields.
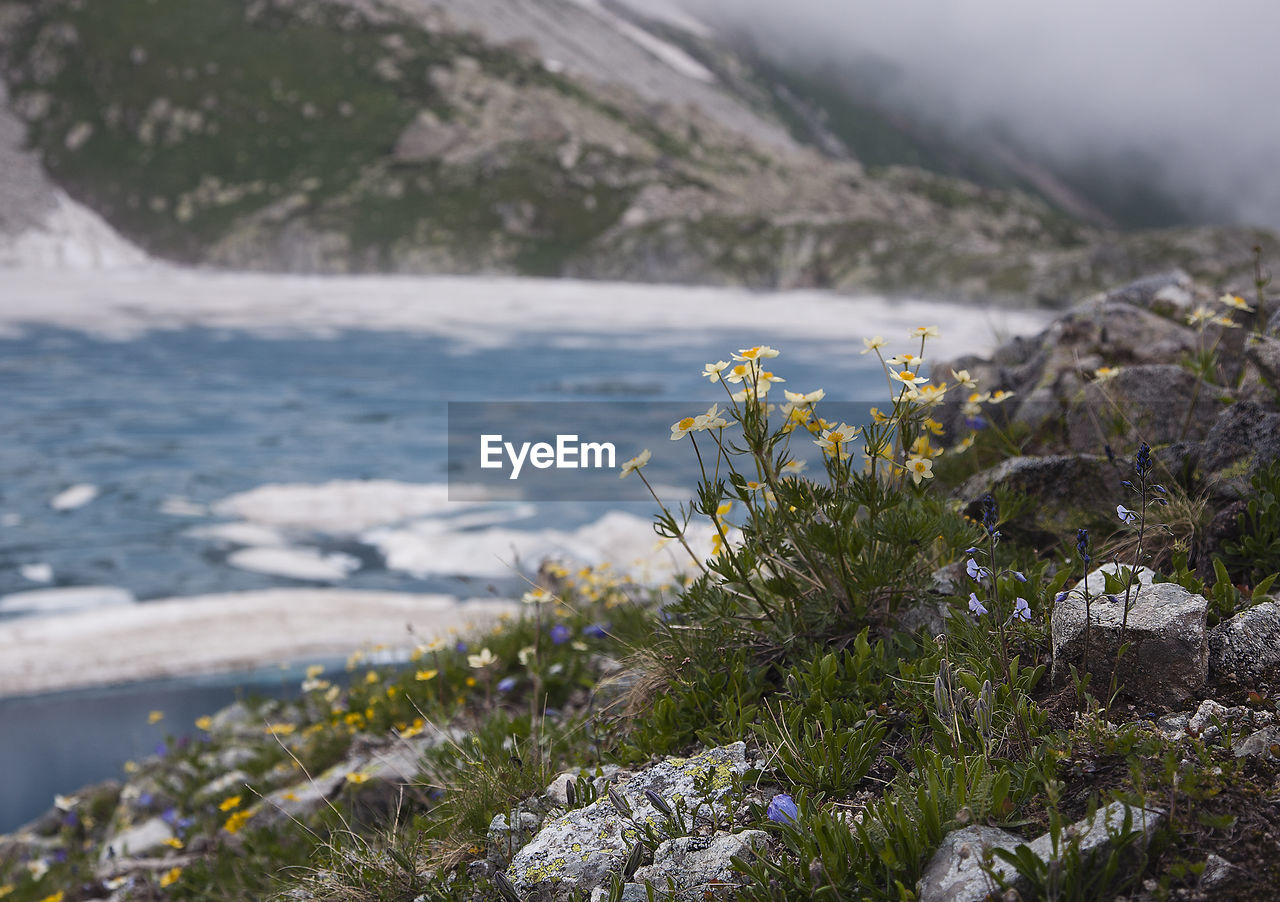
xmin=0 ymin=322 xmax=889 ymax=830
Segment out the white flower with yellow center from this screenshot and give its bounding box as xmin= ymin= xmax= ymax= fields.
xmin=1219 ymin=292 xmax=1255 ymax=312
xmin=988 ymin=389 xmax=1015 ymax=404
xmin=694 ymin=403 xmax=729 ymax=431
xmin=887 ymin=353 xmax=925 ymax=368
xmin=467 ymin=648 xmax=497 ymax=669
xmin=1094 ymin=366 xmax=1120 ymax=382
xmin=521 ymin=587 xmax=552 ymax=605
xmin=703 ymin=361 xmax=730 ymax=382
xmin=914 ymin=383 xmax=948 ymax=404
xmin=891 ymin=369 xmax=928 ymax=387
xmin=952 ymin=433 xmax=976 ymax=454
xmin=734 ymin=345 xmax=780 ymax=361
xmin=913 ymin=325 xmax=941 ymax=339
xmin=724 ymin=362 xmax=754 ymax=384
xmin=815 ymin=422 xmax=860 ymax=457
xmin=619 ymin=449 xmax=651 ymax=478
xmin=1188 ymin=305 xmax=1215 ymax=327
xmin=1212 ymin=315 xmax=1241 ymax=328
xmin=781 ymin=459 xmax=807 ymax=475
xmin=861 ymin=336 xmax=886 ymax=354
xmin=951 ymin=369 xmax=977 ymax=388
xmin=783 ymin=388 xmax=825 ymax=405
xmin=670 ymin=416 xmax=698 ymax=441
xmin=906 ymin=456 xmax=934 ymax=484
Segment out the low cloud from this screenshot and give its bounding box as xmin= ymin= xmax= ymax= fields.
xmin=667 ymin=0 xmax=1280 ymax=228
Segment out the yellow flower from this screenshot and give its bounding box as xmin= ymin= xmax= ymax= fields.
xmin=415 ymin=668 xmax=439 ymax=681
xmin=163 ymin=836 xmax=184 ymax=849
xmin=906 ymin=456 xmax=934 ymax=484
xmin=715 ymin=501 xmax=733 ymax=517
xmin=365 ymin=670 xmax=380 ymax=684
xmin=923 ymin=417 xmax=945 ymax=436
xmin=860 ymin=336 xmax=886 ymax=354
xmin=123 ymin=760 xmax=139 ymax=774
xmin=1219 ymin=292 xmax=1255 ymax=312
xmin=345 ymin=772 xmax=370 ymax=785
xmin=670 ymin=416 xmax=698 ymax=440
xmin=305 ymin=664 xmax=325 ymax=680
xmin=0 ymin=885 xmax=12 ymax=898
xmin=195 ymin=715 xmax=213 ymax=731
xmin=869 ymin=407 xmax=890 ymax=424
xmin=148 ymin=710 xmax=164 ymax=724
xmin=159 ymin=866 xmax=183 ymax=887
xmin=266 ymin=723 xmax=295 ymax=736
xmin=913 ymin=325 xmax=940 ymax=339
xmin=36 ymin=893 xmax=62 ymax=902
xmin=702 ymin=361 xmax=729 ymax=382
xmin=910 ymin=435 xmax=943 ymax=460
xmin=733 ymin=345 xmax=780 ymax=361
xmin=619 ymin=449 xmax=650 ymax=479
xmin=468 ymin=648 xmax=497 ymax=669
xmin=223 ymin=809 xmax=253 ymax=834
xmin=219 ymin=795 xmax=242 ymax=812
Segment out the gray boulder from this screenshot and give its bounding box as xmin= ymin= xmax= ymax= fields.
xmin=1063 ymin=364 xmax=1223 ymax=453
xmin=506 ymin=743 xmax=750 ymax=899
xmin=958 ymin=454 xmax=1124 ymax=539
xmin=919 ymin=802 xmax=1163 ymax=902
xmin=1051 ymin=567 xmax=1208 ymax=706
xmin=1208 ymin=600 xmax=1280 ymax=684
xmin=1199 ymin=401 xmax=1280 ymax=498
xmin=1232 ymin=726 xmax=1280 ymax=759
xmin=630 ymin=830 xmax=768 ymax=900
xmin=917 ymin=824 xmax=1024 ymax=902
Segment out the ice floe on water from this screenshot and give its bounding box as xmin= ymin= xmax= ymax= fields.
xmin=0 ymin=585 xmax=135 ymax=617
xmin=199 ymin=479 xmax=708 ymax=585
xmin=19 ymin=563 xmax=53 ymax=584
xmin=226 ymin=547 xmax=362 ymax=582
xmin=50 ymin=483 xmax=99 ymax=511
xmin=0 ymin=268 xmax=1053 ymax=359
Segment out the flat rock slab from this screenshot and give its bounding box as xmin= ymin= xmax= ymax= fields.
xmin=1052 ymin=566 xmax=1207 ymax=707
xmin=1208 ymin=601 xmax=1280 ymax=684
xmin=507 ymin=743 xmax=749 ymax=899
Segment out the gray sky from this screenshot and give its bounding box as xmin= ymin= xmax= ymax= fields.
xmin=667 ymin=0 xmax=1280 ymax=228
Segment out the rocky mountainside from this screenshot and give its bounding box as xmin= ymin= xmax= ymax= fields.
xmin=0 ymin=0 xmax=1276 ymax=302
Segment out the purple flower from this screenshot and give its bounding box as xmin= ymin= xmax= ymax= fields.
xmin=455 ymin=640 xmax=469 ymax=654
xmin=965 ymin=558 xmax=986 ymax=580
xmin=550 ymin=624 xmax=571 ymax=645
xmin=766 ymin=793 xmax=799 ymax=825
xmin=496 ymin=676 xmax=517 ymax=693
xmin=1011 ymin=571 xmax=1027 ymax=583
xmin=583 ymin=622 xmax=609 ymax=639
xmin=968 ymin=593 xmax=988 ymax=616
xmin=1012 ymin=597 xmax=1031 ymax=621
xmin=1117 ymin=504 xmax=1137 ymax=525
